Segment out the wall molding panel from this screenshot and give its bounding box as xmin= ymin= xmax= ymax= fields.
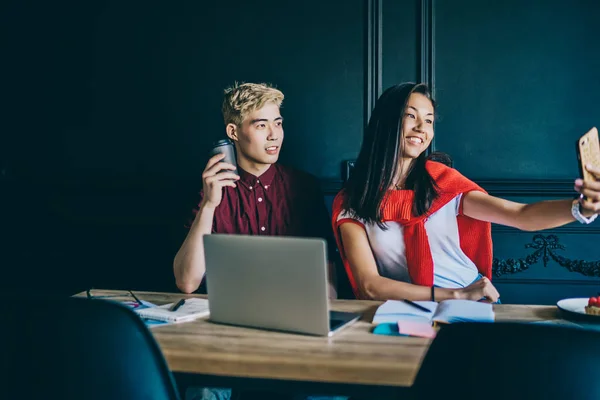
xmin=493 ymin=234 xmax=600 ymax=278
xmin=364 ymin=0 xmax=383 ymax=125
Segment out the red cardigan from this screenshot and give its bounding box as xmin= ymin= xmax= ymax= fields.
xmin=332 ymin=161 xmax=492 ymax=298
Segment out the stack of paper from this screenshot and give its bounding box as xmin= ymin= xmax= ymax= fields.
xmin=135 ymin=298 xmax=210 ymax=323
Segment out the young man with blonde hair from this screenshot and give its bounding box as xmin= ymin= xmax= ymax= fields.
xmin=174 ymin=82 xmax=338 ymax=298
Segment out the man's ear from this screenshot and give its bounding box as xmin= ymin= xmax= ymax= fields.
xmin=226 ymin=123 xmax=238 ymax=142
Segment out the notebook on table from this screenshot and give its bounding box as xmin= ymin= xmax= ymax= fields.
xmin=373 ymin=299 xmax=495 ymax=333
xmin=134 ymin=298 xmax=210 ymax=323
xmin=119 ymin=300 xmax=168 ymax=327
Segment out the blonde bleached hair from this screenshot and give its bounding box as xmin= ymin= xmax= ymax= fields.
xmin=222 ymin=82 xmax=284 ymax=126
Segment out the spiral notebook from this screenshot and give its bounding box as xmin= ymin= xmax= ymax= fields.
xmin=135 ymin=298 xmax=210 ymax=323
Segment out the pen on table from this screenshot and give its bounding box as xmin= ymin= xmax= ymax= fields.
xmin=129 ymin=290 xmax=143 ymax=305
xmin=403 ymin=299 xmax=432 ymax=313
xmin=171 ymin=299 xmax=186 ymax=312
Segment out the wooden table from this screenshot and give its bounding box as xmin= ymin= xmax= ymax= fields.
xmin=79 ymin=290 xmax=559 ymax=397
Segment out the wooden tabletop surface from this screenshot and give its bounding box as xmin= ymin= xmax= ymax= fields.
xmin=78 ymin=290 xmax=559 ymax=387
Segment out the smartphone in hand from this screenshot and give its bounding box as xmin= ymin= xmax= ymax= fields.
xmin=577 ymin=127 xmax=600 ymax=183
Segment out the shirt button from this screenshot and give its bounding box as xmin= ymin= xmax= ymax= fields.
xmin=264 ymin=185 xmax=269 ymax=189
xmin=258 ymin=197 xmax=263 ymax=202
xmin=249 ymin=186 xmax=253 ymax=190
xmin=261 ymin=226 xmax=266 ymax=232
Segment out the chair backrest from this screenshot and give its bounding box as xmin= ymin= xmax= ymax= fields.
xmin=4 ymin=296 xmax=180 ymax=400
xmin=412 ymin=322 xmax=600 ymax=400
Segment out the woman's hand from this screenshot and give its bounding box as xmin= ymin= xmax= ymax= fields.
xmin=456 ymin=277 xmax=500 ymax=303
xmin=575 ymin=164 xmax=600 ymax=217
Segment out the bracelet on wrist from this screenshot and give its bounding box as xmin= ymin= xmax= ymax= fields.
xmin=572 ymin=199 xmax=598 ymax=224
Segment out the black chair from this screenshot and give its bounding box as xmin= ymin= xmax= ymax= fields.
xmin=412 ymin=322 xmax=600 ymax=400
xmin=426 ymin=151 xmax=453 ymax=167
xmin=4 ymin=296 xmax=180 ymax=400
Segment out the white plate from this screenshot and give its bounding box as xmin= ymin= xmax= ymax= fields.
xmin=557 ymin=298 xmax=600 ymax=322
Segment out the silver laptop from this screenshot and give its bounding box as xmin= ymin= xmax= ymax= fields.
xmin=203 ymin=234 xmax=360 ymax=336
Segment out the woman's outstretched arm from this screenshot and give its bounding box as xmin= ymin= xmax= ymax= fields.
xmin=462 ymin=165 xmax=600 ymax=231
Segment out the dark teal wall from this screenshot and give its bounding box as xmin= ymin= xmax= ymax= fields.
xmin=2 ymin=0 xmax=599 ymax=303
xmin=434 ymin=0 xmax=600 ymax=180
xmin=430 ymin=0 xmax=600 ymax=304
xmin=87 ymin=0 xmax=365 ymax=182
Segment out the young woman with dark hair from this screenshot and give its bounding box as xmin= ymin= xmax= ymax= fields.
xmin=332 ymin=82 xmax=600 ymax=302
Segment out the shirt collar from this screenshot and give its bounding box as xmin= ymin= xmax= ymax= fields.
xmin=237 ymin=164 xmax=278 ymax=188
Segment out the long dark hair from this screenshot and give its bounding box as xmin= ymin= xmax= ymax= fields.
xmin=344 ymin=82 xmax=443 ymax=228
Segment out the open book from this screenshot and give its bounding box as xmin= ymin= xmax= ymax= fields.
xmin=135 ymin=298 xmax=210 ymax=323
xmin=372 ymin=299 xmax=495 ymax=325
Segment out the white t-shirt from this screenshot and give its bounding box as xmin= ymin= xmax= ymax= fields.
xmin=337 ymin=194 xmax=478 ymax=289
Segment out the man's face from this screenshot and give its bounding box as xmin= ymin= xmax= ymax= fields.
xmin=229 ymin=102 xmax=284 ymax=165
